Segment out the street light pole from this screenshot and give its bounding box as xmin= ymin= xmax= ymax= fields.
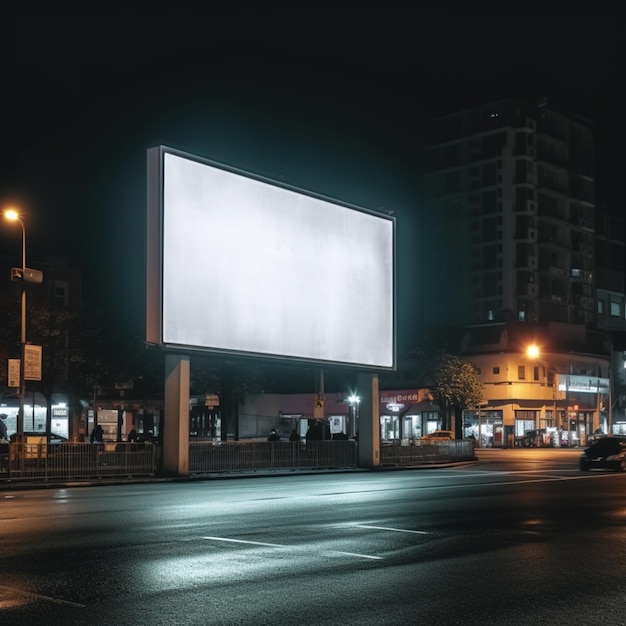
xmin=3 ymin=209 xmax=27 ymax=436
xmin=348 ymin=394 xmax=360 ymax=439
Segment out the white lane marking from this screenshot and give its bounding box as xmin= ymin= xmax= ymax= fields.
xmin=331 ymin=551 xmax=382 ymax=560
xmin=200 ymin=536 xmax=382 ymax=560
xmin=0 ymin=585 xmax=85 ymax=607
xmin=393 ymin=472 xmax=625 ymax=491
xmin=354 ymin=524 xmax=429 ymax=535
xmin=201 ymin=536 xmax=284 ymax=547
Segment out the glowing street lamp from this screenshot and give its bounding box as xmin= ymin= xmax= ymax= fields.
xmin=348 ymin=394 xmax=360 ymax=439
xmin=526 ymin=344 xmax=540 ymax=359
xmin=526 ymin=343 xmax=558 ymax=438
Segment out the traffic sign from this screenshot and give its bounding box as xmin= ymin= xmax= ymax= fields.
xmin=8 ymin=359 xmax=20 ymax=387
xmin=24 ymin=345 xmax=42 ymax=381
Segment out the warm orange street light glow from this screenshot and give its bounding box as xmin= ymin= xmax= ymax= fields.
xmin=527 ymin=344 xmax=540 ymax=359
xmin=4 ymin=207 xmax=20 ymax=222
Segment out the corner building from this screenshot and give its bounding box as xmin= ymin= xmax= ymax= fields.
xmin=422 ymin=98 xmax=623 ymax=443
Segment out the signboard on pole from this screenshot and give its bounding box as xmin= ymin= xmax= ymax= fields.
xmin=8 ymin=359 xmax=20 ymax=387
xmin=205 ymin=394 xmax=220 ymax=408
xmin=24 ymin=345 xmax=42 ymax=381
xmin=313 ymin=397 xmax=324 ymax=419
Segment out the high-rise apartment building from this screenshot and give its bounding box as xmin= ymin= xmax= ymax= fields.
xmin=422 ymin=97 xmax=596 ymax=330
xmin=420 ymin=98 xmax=626 ymax=443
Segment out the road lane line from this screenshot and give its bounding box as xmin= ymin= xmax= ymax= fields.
xmin=330 ymin=551 xmax=382 ymax=560
xmin=201 ymin=536 xmax=284 ymax=547
xmin=201 ymin=536 xmax=382 ymax=560
xmin=0 ymin=585 xmax=85 ymax=608
xmin=354 ymin=524 xmax=430 ymax=534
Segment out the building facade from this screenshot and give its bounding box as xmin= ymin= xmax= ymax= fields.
xmin=422 ymin=97 xmax=626 ymax=440
xmin=422 ymin=97 xmax=596 ymax=329
xmin=595 ymin=211 xmax=626 ymax=331
xmin=238 ymin=389 xmax=442 ymax=443
xmin=459 ymin=321 xmax=610 ymax=447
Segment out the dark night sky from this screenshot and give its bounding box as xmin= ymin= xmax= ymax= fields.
xmin=1 ymin=9 xmax=624 ymax=349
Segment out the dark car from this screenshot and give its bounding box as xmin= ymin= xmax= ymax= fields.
xmin=579 ymin=436 xmax=626 ymax=472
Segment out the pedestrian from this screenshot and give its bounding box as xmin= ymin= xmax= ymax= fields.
xmin=289 ymin=428 xmax=300 ymax=442
xmin=127 ymin=429 xmax=138 ymax=443
xmin=0 ymin=414 xmax=8 ymax=442
xmin=267 ymin=429 xmax=280 ymax=442
xmin=306 ymin=420 xmax=322 ymax=442
xmin=90 ymin=424 xmax=104 ymax=444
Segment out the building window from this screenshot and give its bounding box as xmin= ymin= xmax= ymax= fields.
xmin=518 ymin=365 xmax=526 ymax=380
xmin=50 ymin=280 xmax=69 ymax=307
xmin=533 ymin=366 xmax=540 ymax=381
xmin=611 ymin=302 xmax=620 ymax=317
xmin=492 ymin=366 xmax=500 ymax=375
xmin=598 ymin=300 xmax=604 ymax=314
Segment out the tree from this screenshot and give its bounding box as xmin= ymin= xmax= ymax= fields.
xmin=433 ymin=354 xmax=483 ymax=438
xmin=190 ymin=354 xmax=267 ymax=441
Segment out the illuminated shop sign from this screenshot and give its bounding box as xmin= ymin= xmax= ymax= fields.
xmin=558 ymin=375 xmax=609 ymax=394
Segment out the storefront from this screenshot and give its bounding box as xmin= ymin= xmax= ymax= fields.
xmin=463 ymin=407 xmax=504 ymax=447
xmin=379 ymin=389 xmax=440 ymax=442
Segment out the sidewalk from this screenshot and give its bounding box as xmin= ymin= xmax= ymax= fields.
xmin=0 ymin=459 xmax=479 ymax=491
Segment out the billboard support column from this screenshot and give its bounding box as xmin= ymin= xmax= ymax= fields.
xmin=357 ymin=372 xmax=380 ymax=468
xmin=163 ymin=353 xmax=190 ymax=476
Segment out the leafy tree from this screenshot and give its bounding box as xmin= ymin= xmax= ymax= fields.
xmin=0 ymin=291 xmax=165 ymax=433
xmin=0 ymin=300 xmax=20 ymax=394
xmin=189 ymin=354 xmax=267 ymax=440
xmin=68 ymin=303 xmax=118 ymax=400
xmin=433 ymin=354 xmax=483 ymax=438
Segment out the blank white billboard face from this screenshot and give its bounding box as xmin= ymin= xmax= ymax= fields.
xmin=147 ymin=147 xmax=395 ymax=369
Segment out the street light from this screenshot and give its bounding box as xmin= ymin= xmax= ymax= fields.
xmin=3 ymin=208 xmax=27 ymax=436
xmin=348 ymin=394 xmax=360 ymax=439
xmin=526 ymin=343 xmax=559 ymax=442
xmin=526 ymin=344 xmax=540 ymax=359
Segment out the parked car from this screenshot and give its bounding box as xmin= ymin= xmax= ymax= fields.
xmin=515 ymin=428 xmax=549 ymax=448
xmin=579 ymin=436 xmax=626 ymax=472
xmin=421 ymin=430 xmax=454 ymax=441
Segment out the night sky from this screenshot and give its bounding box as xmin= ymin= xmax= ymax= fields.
xmin=1 ymin=9 xmax=624 ymax=351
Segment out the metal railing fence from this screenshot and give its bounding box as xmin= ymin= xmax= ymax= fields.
xmin=380 ymin=439 xmax=476 ymax=466
xmin=0 ymin=439 xmax=476 ymax=482
xmin=188 ymin=440 xmax=358 ymax=473
xmin=1 ymin=442 xmax=156 ymax=481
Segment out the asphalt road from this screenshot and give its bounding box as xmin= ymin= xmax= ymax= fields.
xmin=1 ymin=448 xmax=625 ymax=625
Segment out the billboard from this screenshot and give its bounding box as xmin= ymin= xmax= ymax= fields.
xmin=147 ymin=146 xmax=396 ymax=370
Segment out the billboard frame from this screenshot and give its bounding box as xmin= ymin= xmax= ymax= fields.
xmin=147 ymin=145 xmax=396 ymax=371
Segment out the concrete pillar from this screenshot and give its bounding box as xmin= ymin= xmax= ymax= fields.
xmin=163 ymin=353 xmax=190 ymax=476
xmin=357 ymin=372 xmax=380 ymax=468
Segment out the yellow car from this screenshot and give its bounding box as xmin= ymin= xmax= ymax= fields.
xmin=421 ymin=430 xmax=454 ymax=441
